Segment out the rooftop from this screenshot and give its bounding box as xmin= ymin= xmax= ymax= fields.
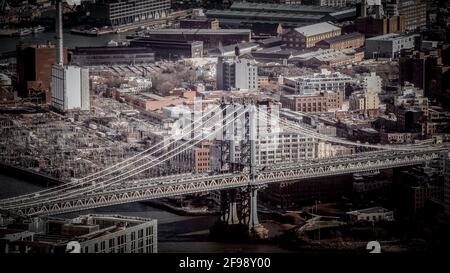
xmin=293 ymin=22 xmax=341 ymax=37
xmin=205 ymin=9 xmax=326 ymax=21
xmin=366 ymin=33 xmax=418 ymax=41
xmin=142 ymin=28 xmax=251 ymax=35
xmin=230 ymin=1 xmax=345 ymax=14
xmin=347 ymin=206 xmax=392 ymax=215
xmin=318 ymin=32 xmax=364 ymax=45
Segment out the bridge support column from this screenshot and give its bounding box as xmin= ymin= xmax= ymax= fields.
xmin=220 ymin=189 xmax=239 ymax=225
xmin=246 ymin=186 xmax=268 ymax=240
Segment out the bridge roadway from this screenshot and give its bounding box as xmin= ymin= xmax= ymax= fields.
xmin=11 ymin=148 xmax=445 ymax=217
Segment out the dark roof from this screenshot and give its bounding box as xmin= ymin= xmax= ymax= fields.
xmin=230 ymin=2 xmax=342 ymax=14
xmin=73 ymin=46 xmax=153 ymax=55
xmin=318 ymin=32 xmax=364 ymax=45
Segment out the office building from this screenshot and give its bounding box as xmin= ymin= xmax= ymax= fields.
xmin=90 ymin=0 xmax=170 ymax=26
xmin=16 ymin=43 xmax=68 ymax=103
xmin=282 ymin=22 xmax=341 ymax=49
xmin=130 ymin=38 xmax=203 ymax=59
xmin=364 ymin=33 xmax=417 ymax=59
xmin=216 ymin=57 xmax=259 ymax=91
xmin=283 ymin=69 xmax=353 ymax=95
xmin=51 ymin=65 xmax=90 ymax=112
xmin=71 ymin=46 xmax=155 ymax=66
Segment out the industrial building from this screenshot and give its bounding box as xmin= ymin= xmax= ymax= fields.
xmin=51 ymin=65 xmax=90 ymax=112
xmin=205 ymin=1 xmax=356 ymax=28
xmin=316 ymin=32 xmax=365 ymax=51
xmin=16 ymin=43 xmax=68 ymax=103
xmin=365 ymin=33 xmax=418 ymax=59
xmin=179 ymin=18 xmax=220 ymax=29
xmin=282 ymin=22 xmax=341 ymax=49
xmin=134 ymin=29 xmax=251 ymax=49
xmin=129 ymin=38 xmax=203 ymax=59
xmin=289 ymin=48 xmax=365 ymax=68
xmin=71 ymin=46 xmax=155 ymax=66
xmin=280 ymin=90 xmax=345 ymax=113
xmin=216 ymin=57 xmax=259 ymax=91
xmin=89 ymin=0 xmax=171 ymax=26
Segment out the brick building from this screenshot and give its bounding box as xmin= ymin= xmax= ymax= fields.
xmin=282 ymin=22 xmax=341 ymax=49
xmin=16 ymin=43 xmax=68 ymax=103
xmin=280 ymin=90 xmax=344 ymax=113
xmin=316 ymin=32 xmax=365 ymax=50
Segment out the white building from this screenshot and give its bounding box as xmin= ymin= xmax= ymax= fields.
xmin=216 ymin=57 xmax=259 ymax=91
xmin=346 ymin=207 xmax=394 ymax=223
xmin=283 ymin=69 xmax=353 ymax=95
xmin=356 ymin=72 xmax=382 ymax=94
xmin=74 ymin=214 xmax=157 ymax=253
xmin=51 ymin=65 xmax=90 ymax=112
xmin=365 ymin=33 xmax=418 ymax=59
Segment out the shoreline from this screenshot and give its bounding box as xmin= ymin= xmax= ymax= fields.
xmin=0 ymin=162 xmax=63 ymax=187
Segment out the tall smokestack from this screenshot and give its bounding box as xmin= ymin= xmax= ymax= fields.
xmin=56 ymin=0 xmax=63 ymax=66
xmin=361 ymin=0 xmax=367 ymax=17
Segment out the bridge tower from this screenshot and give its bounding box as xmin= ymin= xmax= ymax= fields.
xmin=215 ymin=100 xmax=268 ymax=240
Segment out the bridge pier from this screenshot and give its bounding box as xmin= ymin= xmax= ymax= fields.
xmin=212 ymin=186 xmax=268 ymax=241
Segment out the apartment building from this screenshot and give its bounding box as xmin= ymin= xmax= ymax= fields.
xmin=283 ymin=69 xmax=353 ymax=95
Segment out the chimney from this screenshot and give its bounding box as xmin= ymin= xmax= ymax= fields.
xmin=56 ymin=0 xmax=63 ymax=66
xmin=361 ymin=0 xmax=367 ymax=17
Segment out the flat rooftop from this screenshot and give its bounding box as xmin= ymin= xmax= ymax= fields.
xmin=230 ymin=1 xmax=344 ymax=14
xmin=367 ymin=33 xmax=418 ymax=41
xmin=206 ymin=9 xmax=326 ymax=21
xmin=293 ymin=22 xmax=341 ymax=37
xmin=142 ymin=29 xmax=251 ymax=35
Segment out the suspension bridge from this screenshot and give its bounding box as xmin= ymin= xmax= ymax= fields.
xmin=0 ymin=100 xmax=448 ymax=232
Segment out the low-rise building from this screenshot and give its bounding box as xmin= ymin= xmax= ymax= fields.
xmin=179 ymin=18 xmax=220 ymax=29
xmin=135 ymin=29 xmax=251 ymax=49
xmin=282 ymin=22 xmax=341 ymax=49
xmin=280 ymin=90 xmax=344 ymax=113
xmin=346 ymin=207 xmax=394 ymax=223
xmin=365 ymin=33 xmax=418 ymax=59
xmin=130 ymin=39 xmax=203 ymax=59
xmin=316 ymin=32 xmax=365 ymax=51
xmin=71 ymin=46 xmax=155 ymax=66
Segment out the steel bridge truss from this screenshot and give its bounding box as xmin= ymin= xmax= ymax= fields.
xmin=13 ymin=149 xmax=443 ymax=217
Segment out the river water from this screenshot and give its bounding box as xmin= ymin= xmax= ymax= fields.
xmin=0 ymin=173 xmax=292 ymax=253
xmin=0 ymin=29 xmax=131 ymax=54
